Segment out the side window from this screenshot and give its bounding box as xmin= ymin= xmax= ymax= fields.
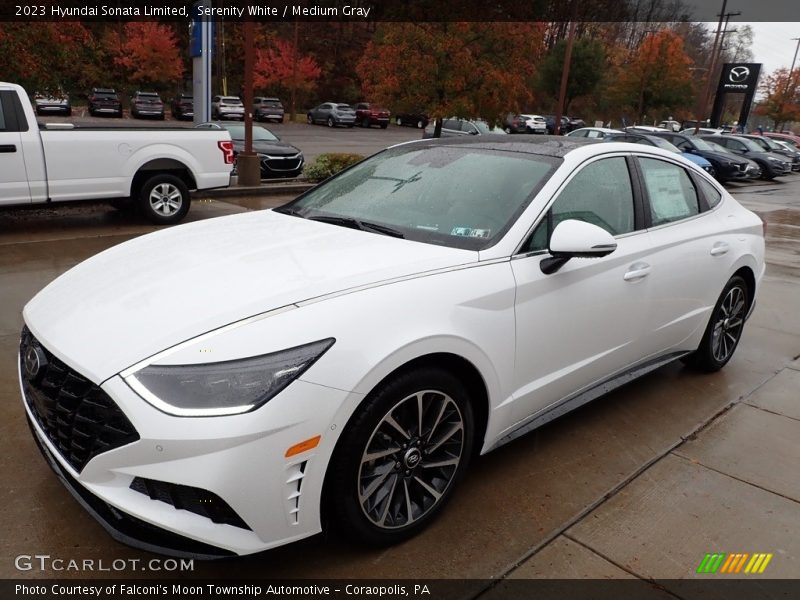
xmin=0 ymin=90 xmax=26 ymax=132
xmin=639 ymin=158 xmax=699 ymax=226
xmin=571 ymin=129 xmax=588 ymax=138
xmin=674 ymin=139 xmax=692 ymax=151
xmin=443 ymin=119 xmax=459 ymax=131
xmin=696 ymin=176 xmax=722 ymax=209
xmin=522 ymin=157 xmax=635 ymax=253
xmin=0 ymin=96 xmax=6 ymax=130
xmin=461 ymin=122 xmax=477 ymax=134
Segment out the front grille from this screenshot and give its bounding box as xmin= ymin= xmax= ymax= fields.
xmin=20 ymin=326 xmax=139 ymax=473
xmin=262 ymin=156 xmax=302 ymax=172
xmin=130 ymin=477 xmax=251 ymax=530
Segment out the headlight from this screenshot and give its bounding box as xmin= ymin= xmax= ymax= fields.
xmin=767 ymin=156 xmax=781 ymax=163
xmin=125 ymin=338 xmax=335 ymax=417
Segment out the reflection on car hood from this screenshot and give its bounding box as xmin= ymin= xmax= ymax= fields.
xmin=231 ymin=139 xmax=300 ymax=156
xmin=24 ymin=210 xmax=476 ymax=382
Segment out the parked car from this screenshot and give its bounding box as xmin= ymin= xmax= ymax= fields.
xmin=0 ymin=82 xmax=233 ymax=224
xmin=211 ymin=96 xmax=245 ymax=121
xmin=681 ymin=127 xmax=724 ymax=136
xmin=761 ymin=131 xmax=800 ymax=148
xmin=130 ymin=91 xmax=165 ymax=120
xmin=702 ymin=139 xmax=762 ymax=179
xmin=567 ymin=117 xmax=586 ymax=131
xmin=543 ymin=115 xmax=570 ymax=135
xmin=87 ymin=87 xmax=122 ymax=117
xmin=648 ymin=132 xmax=753 ymax=183
xmin=736 ymin=134 xmax=800 ymax=171
xmin=307 ymin=102 xmax=356 ymax=127
xmin=171 ymin=93 xmax=194 ymax=121
xmin=422 ymin=118 xmax=507 ymax=138
xmin=773 ymin=139 xmax=800 ymax=160
xmin=354 ymin=102 xmax=390 ymax=129
xmin=196 ymin=122 xmax=304 ymax=179
xmin=19 ymin=134 xmax=764 ymax=557
xmin=604 ymin=132 xmax=716 ymax=177
xmin=254 ymin=97 xmax=285 ymax=123
xmin=33 ymin=89 xmax=71 ymax=116
xmin=699 ymin=134 xmax=791 ymax=180
xmin=520 ymin=114 xmax=547 ymax=134
xmin=503 ymin=113 xmax=529 ymax=134
xmin=658 ymin=120 xmax=681 ymax=132
xmin=395 ymin=112 xmax=429 ymax=129
xmin=626 ymin=125 xmax=669 ymax=133
xmin=567 ymin=127 xmax=620 ymax=139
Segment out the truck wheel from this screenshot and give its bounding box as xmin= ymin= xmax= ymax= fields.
xmin=137 ymin=174 xmax=190 ymax=225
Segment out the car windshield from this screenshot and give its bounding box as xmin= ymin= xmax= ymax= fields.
xmin=758 ymin=137 xmax=784 ymax=151
xmin=734 ymin=137 xmax=765 ymax=152
xmin=647 ymin=137 xmax=681 ymax=152
xmin=688 ymin=137 xmax=715 ymax=151
xmin=222 ymin=125 xmax=279 ymax=141
xmin=276 ymin=145 xmax=559 ymax=250
xmin=704 ymin=140 xmax=733 ymax=154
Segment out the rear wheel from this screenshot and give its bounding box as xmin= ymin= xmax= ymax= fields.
xmin=327 ymin=367 xmax=474 ymax=546
xmin=683 ymin=275 xmax=749 ymax=372
xmin=137 ymin=174 xmax=190 ymax=225
xmin=416 ymin=120 xmax=424 ymax=129
xmin=327 ymin=117 xmax=334 ymax=127
xmin=396 ymin=117 xmax=403 ymax=126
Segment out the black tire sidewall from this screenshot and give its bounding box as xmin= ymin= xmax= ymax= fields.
xmin=688 ymin=275 xmax=749 ymax=372
xmin=327 ymin=367 xmax=475 ymax=546
xmin=137 ymin=174 xmax=190 ymax=225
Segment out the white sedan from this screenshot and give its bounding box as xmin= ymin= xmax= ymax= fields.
xmin=20 ymin=137 xmax=764 ymax=557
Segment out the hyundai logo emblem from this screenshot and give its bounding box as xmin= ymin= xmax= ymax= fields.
xmin=729 ymin=66 xmax=750 ymax=83
xmin=23 ymin=345 xmax=47 ymax=381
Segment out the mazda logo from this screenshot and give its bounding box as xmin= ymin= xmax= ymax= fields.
xmin=729 ymin=66 xmax=750 ymax=83
xmin=23 ymin=345 xmax=47 ymax=381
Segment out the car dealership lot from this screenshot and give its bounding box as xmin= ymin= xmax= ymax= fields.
xmin=1 ymin=175 xmax=798 ymax=587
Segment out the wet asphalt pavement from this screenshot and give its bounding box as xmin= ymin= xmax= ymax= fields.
xmin=0 ymin=174 xmax=798 ymax=591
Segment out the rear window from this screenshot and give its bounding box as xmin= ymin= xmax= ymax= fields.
xmin=221 ymin=97 xmax=242 ymax=105
xmin=94 ymin=92 xmax=117 ymax=99
xmin=337 ymin=104 xmax=353 ymax=110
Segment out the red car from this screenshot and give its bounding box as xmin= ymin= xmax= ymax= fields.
xmin=761 ymin=131 xmax=800 ymax=148
xmin=354 ymin=102 xmax=390 ymax=129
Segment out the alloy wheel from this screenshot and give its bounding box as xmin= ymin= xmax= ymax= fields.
xmin=357 ymin=390 xmax=465 ymax=530
xmin=710 ymin=284 xmax=746 ymax=363
xmin=148 ymin=183 xmax=183 ymax=216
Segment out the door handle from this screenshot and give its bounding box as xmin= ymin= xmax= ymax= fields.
xmin=710 ymin=242 xmax=729 ymax=256
xmin=0 ymin=144 xmax=17 ymax=153
xmin=624 ymin=262 xmax=651 ymax=282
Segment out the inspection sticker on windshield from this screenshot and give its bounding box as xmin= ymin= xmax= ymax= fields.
xmin=451 ymin=226 xmax=491 ymax=238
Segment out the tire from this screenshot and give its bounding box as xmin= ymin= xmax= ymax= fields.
xmin=416 ymin=120 xmax=424 ymax=129
xmin=327 ymin=117 xmax=334 ymax=127
xmin=504 ymin=126 xmax=512 ymax=134
xmin=682 ymin=275 xmax=749 ymax=372
xmin=396 ymin=117 xmax=403 ymax=126
xmin=327 ymin=367 xmax=475 ymax=546
xmin=361 ymin=118 xmax=369 ymax=128
xmin=307 ymin=114 xmax=313 ymax=124
xmin=136 ymin=174 xmax=190 ymax=225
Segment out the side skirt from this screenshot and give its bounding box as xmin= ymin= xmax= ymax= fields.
xmin=486 ymin=351 xmax=690 ymax=453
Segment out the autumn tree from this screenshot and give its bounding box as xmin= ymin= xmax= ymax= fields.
xmin=755 ymin=68 xmax=800 ymax=130
xmin=357 ymin=22 xmax=546 ymax=135
xmin=611 ymin=29 xmax=694 ymax=123
xmin=254 ymin=37 xmax=322 ymax=119
xmin=112 ymin=22 xmax=184 ymax=91
xmin=536 ymin=38 xmax=606 ymax=113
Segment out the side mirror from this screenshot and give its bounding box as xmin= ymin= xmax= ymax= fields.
xmin=541 ymin=220 xmax=617 ymax=275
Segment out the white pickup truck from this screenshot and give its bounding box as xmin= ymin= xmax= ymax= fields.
xmin=0 ymin=82 xmax=234 ymax=224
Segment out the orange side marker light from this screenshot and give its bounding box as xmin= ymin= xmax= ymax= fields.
xmin=285 ymin=435 xmax=321 ymax=458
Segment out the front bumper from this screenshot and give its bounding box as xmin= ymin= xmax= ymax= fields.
xmin=20 ymin=330 xmax=350 ymax=557
xmin=259 ymin=153 xmax=304 ymax=177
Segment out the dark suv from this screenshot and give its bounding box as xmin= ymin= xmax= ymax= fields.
xmin=254 ymin=97 xmax=285 ymax=123
xmin=130 ymin=92 xmax=165 ymax=119
xmin=171 ymin=94 xmax=194 ymax=120
xmin=87 ymin=88 xmax=122 ymax=117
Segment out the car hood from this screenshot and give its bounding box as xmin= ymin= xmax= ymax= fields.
xmin=24 ymin=210 xmax=477 ymax=383
xmin=232 ymin=139 xmax=300 ymax=155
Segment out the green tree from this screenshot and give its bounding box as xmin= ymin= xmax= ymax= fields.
xmin=536 ymin=38 xmax=606 ymax=113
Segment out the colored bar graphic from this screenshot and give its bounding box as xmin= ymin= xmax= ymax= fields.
xmin=700 ymin=552 xmax=773 ymax=575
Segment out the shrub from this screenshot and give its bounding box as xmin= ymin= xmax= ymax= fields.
xmin=303 ymin=153 xmax=364 ymax=182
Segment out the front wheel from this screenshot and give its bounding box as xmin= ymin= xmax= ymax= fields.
xmin=416 ymin=120 xmax=424 ymax=129
xmin=327 ymin=367 xmax=474 ymax=546
xmin=137 ymin=174 xmax=190 ymax=225
xmin=683 ymin=275 xmax=749 ymax=372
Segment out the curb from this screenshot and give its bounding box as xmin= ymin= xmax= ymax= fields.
xmin=201 ymin=180 xmax=316 ymax=198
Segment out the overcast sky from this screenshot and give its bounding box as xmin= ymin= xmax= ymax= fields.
xmin=729 ymin=22 xmax=800 ymax=75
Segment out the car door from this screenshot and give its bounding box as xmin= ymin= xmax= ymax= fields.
xmin=633 ymin=155 xmax=729 ymax=354
xmin=509 ymin=155 xmax=653 ymax=423
xmin=0 ymin=89 xmax=32 ymax=205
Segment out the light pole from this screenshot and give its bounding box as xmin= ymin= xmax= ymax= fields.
xmin=779 ymin=37 xmax=800 ymax=130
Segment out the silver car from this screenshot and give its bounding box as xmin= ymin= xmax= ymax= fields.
xmin=211 ymin=96 xmax=245 ymax=121
xmin=307 ymin=102 xmax=356 ymax=127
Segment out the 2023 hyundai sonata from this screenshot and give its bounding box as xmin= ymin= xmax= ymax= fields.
xmin=19 ymin=137 xmax=764 ymax=557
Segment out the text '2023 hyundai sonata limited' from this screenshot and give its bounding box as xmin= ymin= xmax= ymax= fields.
xmin=19 ymin=137 xmax=764 ymax=557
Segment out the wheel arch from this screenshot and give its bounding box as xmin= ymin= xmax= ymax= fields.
xmin=319 ymin=351 xmax=490 ymax=526
xmin=130 ymin=158 xmax=198 ymax=199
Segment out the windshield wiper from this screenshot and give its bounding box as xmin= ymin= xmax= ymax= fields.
xmin=308 ymin=215 xmax=404 ymax=238
xmin=273 ymin=206 xmax=305 ymax=217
